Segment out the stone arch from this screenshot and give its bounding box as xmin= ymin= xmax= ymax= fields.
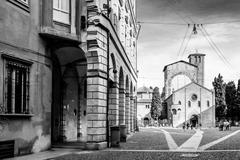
xmin=51 ymin=45 xmax=87 ymax=143
xmin=118 ymin=67 xmax=125 ymax=124
xmin=163 ymin=61 xmax=198 ymax=98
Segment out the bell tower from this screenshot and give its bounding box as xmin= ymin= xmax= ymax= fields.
xmin=188 ymin=53 xmax=205 ymax=86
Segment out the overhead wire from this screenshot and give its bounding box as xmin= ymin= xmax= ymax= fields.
xmin=198 ymin=26 xmax=238 ymax=75
xmin=201 ymin=26 xmax=233 ymax=68
xmin=177 ymin=24 xmax=190 ymax=60
xmin=180 ymin=30 xmax=193 ymax=59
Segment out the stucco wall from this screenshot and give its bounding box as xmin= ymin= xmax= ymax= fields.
xmin=0 ymin=0 xmax=52 ymax=155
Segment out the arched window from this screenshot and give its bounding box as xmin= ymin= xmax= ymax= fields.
xmin=198 ymin=101 xmax=201 ymax=107
xmin=178 ymin=101 xmax=181 ymax=105
xmin=207 ymin=100 xmax=210 ymax=107
xmin=188 ymin=101 xmax=191 ymax=107
xmin=172 ymin=109 xmax=177 ymax=115
xmin=178 ymin=108 xmax=181 ymax=111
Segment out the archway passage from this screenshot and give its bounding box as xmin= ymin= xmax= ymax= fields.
xmin=190 ymin=115 xmax=199 ymax=127
xmin=163 ymin=60 xmax=198 ymax=99
xmin=51 ymin=46 xmax=87 ymax=143
xmin=143 ymin=117 xmax=150 ymax=127
xmin=171 ymin=75 xmax=191 ymax=93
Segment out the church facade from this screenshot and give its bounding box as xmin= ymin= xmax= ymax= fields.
xmin=163 ymin=53 xmax=215 ymax=128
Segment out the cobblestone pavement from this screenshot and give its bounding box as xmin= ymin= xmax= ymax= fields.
xmin=48 ymin=127 xmax=240 ymax=160
xmin=47 ymin=151 xmax=240 ymax=160
xmin=8 ymin=127 xmax=240 ymax=160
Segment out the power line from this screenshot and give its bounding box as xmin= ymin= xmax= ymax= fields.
xmin=180 ymin=31 xmax=193 ymax=58
xmin=201 ymin=26 xmax=233 ymax=68
xmin=177 ymin=24 xmax=190 ymax=60
xmin=138 ymin=21 xmax=186 ymax=26
xmin=138 ymin=20 xmax=240 ymax=26
xmin=164 ymin=0 xmax=189 ymax=24
xmin=198 ymin=26 xmax=236 ymax=74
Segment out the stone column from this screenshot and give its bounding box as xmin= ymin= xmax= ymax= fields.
xmin=130 ymin=95 xmax=134 ymax=132
xmin=86 ymin=76 xmax=107 ymax=149
xmin=134 ymin=97 xmax=137 ymax=131
xmin=86 ymin=22 xmax=108 ymax=149
xmin=125 ymin=92 xmax=130 ymax=134
xmin=108 ymin=82 xmax=119 ymax=126
xmin=119 ymin=88 xmax=125 ymax=124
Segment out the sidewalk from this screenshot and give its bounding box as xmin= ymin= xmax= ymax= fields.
xmin=5 ymin=149 xmax=93 ymax=160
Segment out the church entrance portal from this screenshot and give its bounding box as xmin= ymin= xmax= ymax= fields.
xmin=190 ymin=115 xmax=198 ymax=127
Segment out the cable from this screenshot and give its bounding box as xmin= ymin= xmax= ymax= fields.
xmin=177 ymin=24 xmax=190 ymax=60
xmin=138 ymin=21 xmax=186 ymax=26
xmin=180 ymin=31 xmax=193 ymax=58
xmin=199 ymin=27 xmax=234 ymax=73
xmin=164 ymin=0 xmax=189 ymax=24
xmin=201 ymin=26 xmax=233 ymax=68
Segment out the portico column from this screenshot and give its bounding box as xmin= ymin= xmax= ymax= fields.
xmin=108 ymin=82 xmax=119 ymax=126
xmin=125 ymin=91 xmax=130 ymax=134
xmin=119 ymin=88 xmax=125 ymax=124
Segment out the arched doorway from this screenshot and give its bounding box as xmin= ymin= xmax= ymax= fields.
xmin=51 ymin=46 xmax=87 ymax=143
xmin=143 ymin=117 xmax=150 ymax=127
xmin=190 ymin=115 xmax=198 ymax=127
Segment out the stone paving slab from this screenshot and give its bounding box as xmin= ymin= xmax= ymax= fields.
xmin=44 ymin=151 xmax=240 ymax=160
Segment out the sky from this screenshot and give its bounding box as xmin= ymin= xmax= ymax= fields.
xmin=137 ymin=0 xmax=240 ymax=91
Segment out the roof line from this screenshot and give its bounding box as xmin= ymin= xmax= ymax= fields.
xmin=163 ymin=60 xmax=197 ymax=72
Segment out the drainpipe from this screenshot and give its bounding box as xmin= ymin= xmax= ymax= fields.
xmin=106 ymin=0 xmax=110 ymax=148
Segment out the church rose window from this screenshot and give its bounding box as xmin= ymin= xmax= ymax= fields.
xmin=191 ymin=94 xmax=198 ymax=101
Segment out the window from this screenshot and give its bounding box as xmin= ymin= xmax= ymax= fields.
xmin=178 ymin=101 xmax=181 ymax=105
xmin=172 ymin=109 xmax=177 ymax=115
xmin=2 ymin=55 xmax=32 ymax=114
xmin=207 ymin=100 xmax=210 ymax=107
xmin=113 ymin=14 xmax=118 ymax=31
xmin=191 ymin=94 xmax=198 ymax=101
xmin=118 ymin=6 xmax=121 ymax=20
xmin=53 ymin=0 xmax=71 ymax=24
xmin=198 ymin=101 xmax=201 ymax=107
xmin=188 ymin=101 xmax=191 ymax=107
xmin=145 ymin=105 xmax=150 ymax=109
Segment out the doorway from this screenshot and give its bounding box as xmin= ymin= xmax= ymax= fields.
xmin=190 ymin=115 xmax=198 ymax=127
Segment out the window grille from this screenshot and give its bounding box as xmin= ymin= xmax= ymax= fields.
xmin=2 ymin=55 xmax=32 ymax=114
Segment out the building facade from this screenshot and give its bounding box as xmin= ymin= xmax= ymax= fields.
xmin=163 ymin=53 xmax=215 ymax=128
xmin=137 ymin=86 xmax=153 ymax=126
xmin=0 ymin=0 xmax=138 ymax=157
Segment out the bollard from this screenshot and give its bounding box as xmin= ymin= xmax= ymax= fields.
xmin=110 ymin=126 xmax=120 ymax=147
xmin=120 ymin=124 xmax=127 ymax=142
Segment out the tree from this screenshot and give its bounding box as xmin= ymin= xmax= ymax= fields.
xmin=225 ymin=81 xmax=237 ymax=119
xmin=150 ymin=87 xmax=162 ymax=120
xmin=212 ymin=74 xmax=227 ymax=119
xmin=234 ymin=79 xmax=240 ymax=120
